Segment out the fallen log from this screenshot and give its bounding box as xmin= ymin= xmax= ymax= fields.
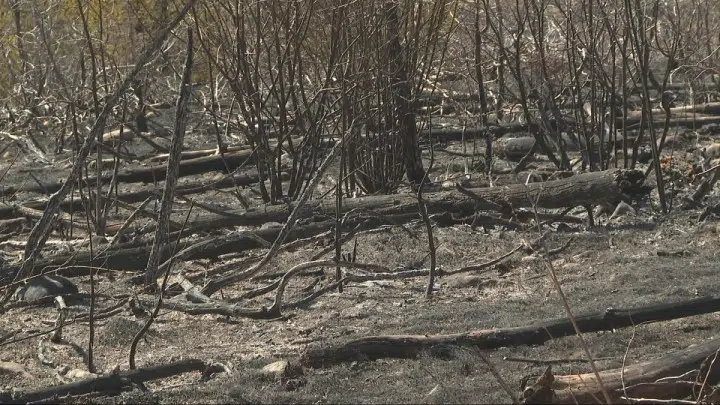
xmin=103 ymin=148 xmax=255 ymax=184
xmin=89 ymin=168 xmax=650 ymax=237
xmin=177 ymin=169 xmax=650 ymax=230
xmin=1 ymin=166 xmax=578 ymax=223
xmin=495 ymin=136 xmax=539 ymax=161
xmin=5 ymin=358 xmax=212 ymax=403
xmin=494 ymin=135 xmax=633 ymax=162
xmin=618 ymin=113 xmax=720 ymax=129
xmin=623 ymin=101 xmax=720 ymax=119
xmin=299 ymin=293 xmax=720 ymax=368
xmin=149 ymin=144 xmax=248 ymax=161
xmin=136 ymin=295 xmax=273 ymax=319
xmin=419 ymin=122 xmax=540 ymax=142
xmin=0 ymin=211 xmax=423 ymax=286
xmin=429 ymin=170 xmax=576 ymax=191
xmin=0 ymin=217 xmax=339 ymax=286
xmin=528 ymin=337 xmax=720 ymax=403
xmin=0 ymin=169 xmax=278 ymax=220
xmin=0 ymin=170 xmax=649 ymax=284
xmin=1 ymin=149 xmax=258 ymax=197
xmin=148 ymin=135 xmax=308 ymax=162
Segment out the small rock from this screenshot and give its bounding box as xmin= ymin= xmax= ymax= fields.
xmin=261 ymin=360 xmax=303 ymax=381
xmin=703 ymin=142 xmax=720 ymax=160
xmin=65 ymin=368 xmax=93 ymax=379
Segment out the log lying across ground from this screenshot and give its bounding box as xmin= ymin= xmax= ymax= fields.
xmin=421 ymin=102 xmax=720 ymax=142
xmin=624 ymin=101 xmax=720 ymax=120
xmin=1 ymin=149 xmax=258 ymax=197
xmin=4 ymin=168 xmax=647 ymax=233
xmin=0 ymin=169 xmax=285 ymax=220
xmin=0 ymin=169 xmax=650 ymax=283
xmin=619 ymin=113 xmax=720 ymax=130
xmin=4 ymin=359 xmax=213 ymax=403
xmin=0 ymin=217 xmax=342 ymax=286
xmin=615 ymin=102 xmax=720 ymax=129
xmin=300 ymin=294 xmax=720 ymax=368
xmin=546 ymin=336 xmax=720 ymax=403
xmin=493 ymin=135 xmax=632 ymax=162
xmin=418 ymin=122 xmax=539 ymax=142
xmin=0 ymin=212 xmax=423 ymax=285
xmin=177 ymin=168 xmax=650 ymax=230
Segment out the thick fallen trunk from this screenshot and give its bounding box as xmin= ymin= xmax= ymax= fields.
xmin=135 ymin=295 xmax=273 ymax=319
xmin=495 ymin=136 xmax=539 ymax=161
xmin=0 ymin=218 xmax=338 ymax=286
xmin=624 ymin=101 xmax=720 ymax=119
xmin=178 ymin=169 xmax=650 ymax=231
xmin=6 ymin=359 xmax=211 ymax=403
xmin=494 ymin=135 xmax=632 ymax=162
xmin=618 ymin=113 xmax=720 ymax=129
xmin=300 ymin=294 xmax=720 ymax=368
xmin=0 ymin=170 xmax=649 ymax=284
xmin=148 ymin=135 xmax=309 ymax=162
xmin=424 ymin=102 xmax=720 ymax=145
xmin=427 ymin=170 xmax=576 ymax=190
xmin=538 ymin=337 xmax=720 ymax=403
xmin=103 ymin=148 xmax=255 ymax=183
xmin=1 ymin=149 xmax=257 ymax=197
xmin=205 ymin=169 xmax=642 ymax=232
xmin=0 ymin=169 xmax=278 ymax=220
xmin=418 ymin=122 xmax=540 ymax=142
xmin=0 ymin=212 xmax=422 ymax=286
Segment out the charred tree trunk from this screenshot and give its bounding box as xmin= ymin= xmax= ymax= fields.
xmin=385 ymin=2 xmax=425 ymax=185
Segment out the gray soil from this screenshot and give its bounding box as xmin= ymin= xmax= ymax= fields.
xmin=2 ymin=103 xmax=720 ymax=404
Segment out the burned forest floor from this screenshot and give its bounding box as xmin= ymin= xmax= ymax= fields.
xmin=3 ymin=101 xmax=720 ymax=404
